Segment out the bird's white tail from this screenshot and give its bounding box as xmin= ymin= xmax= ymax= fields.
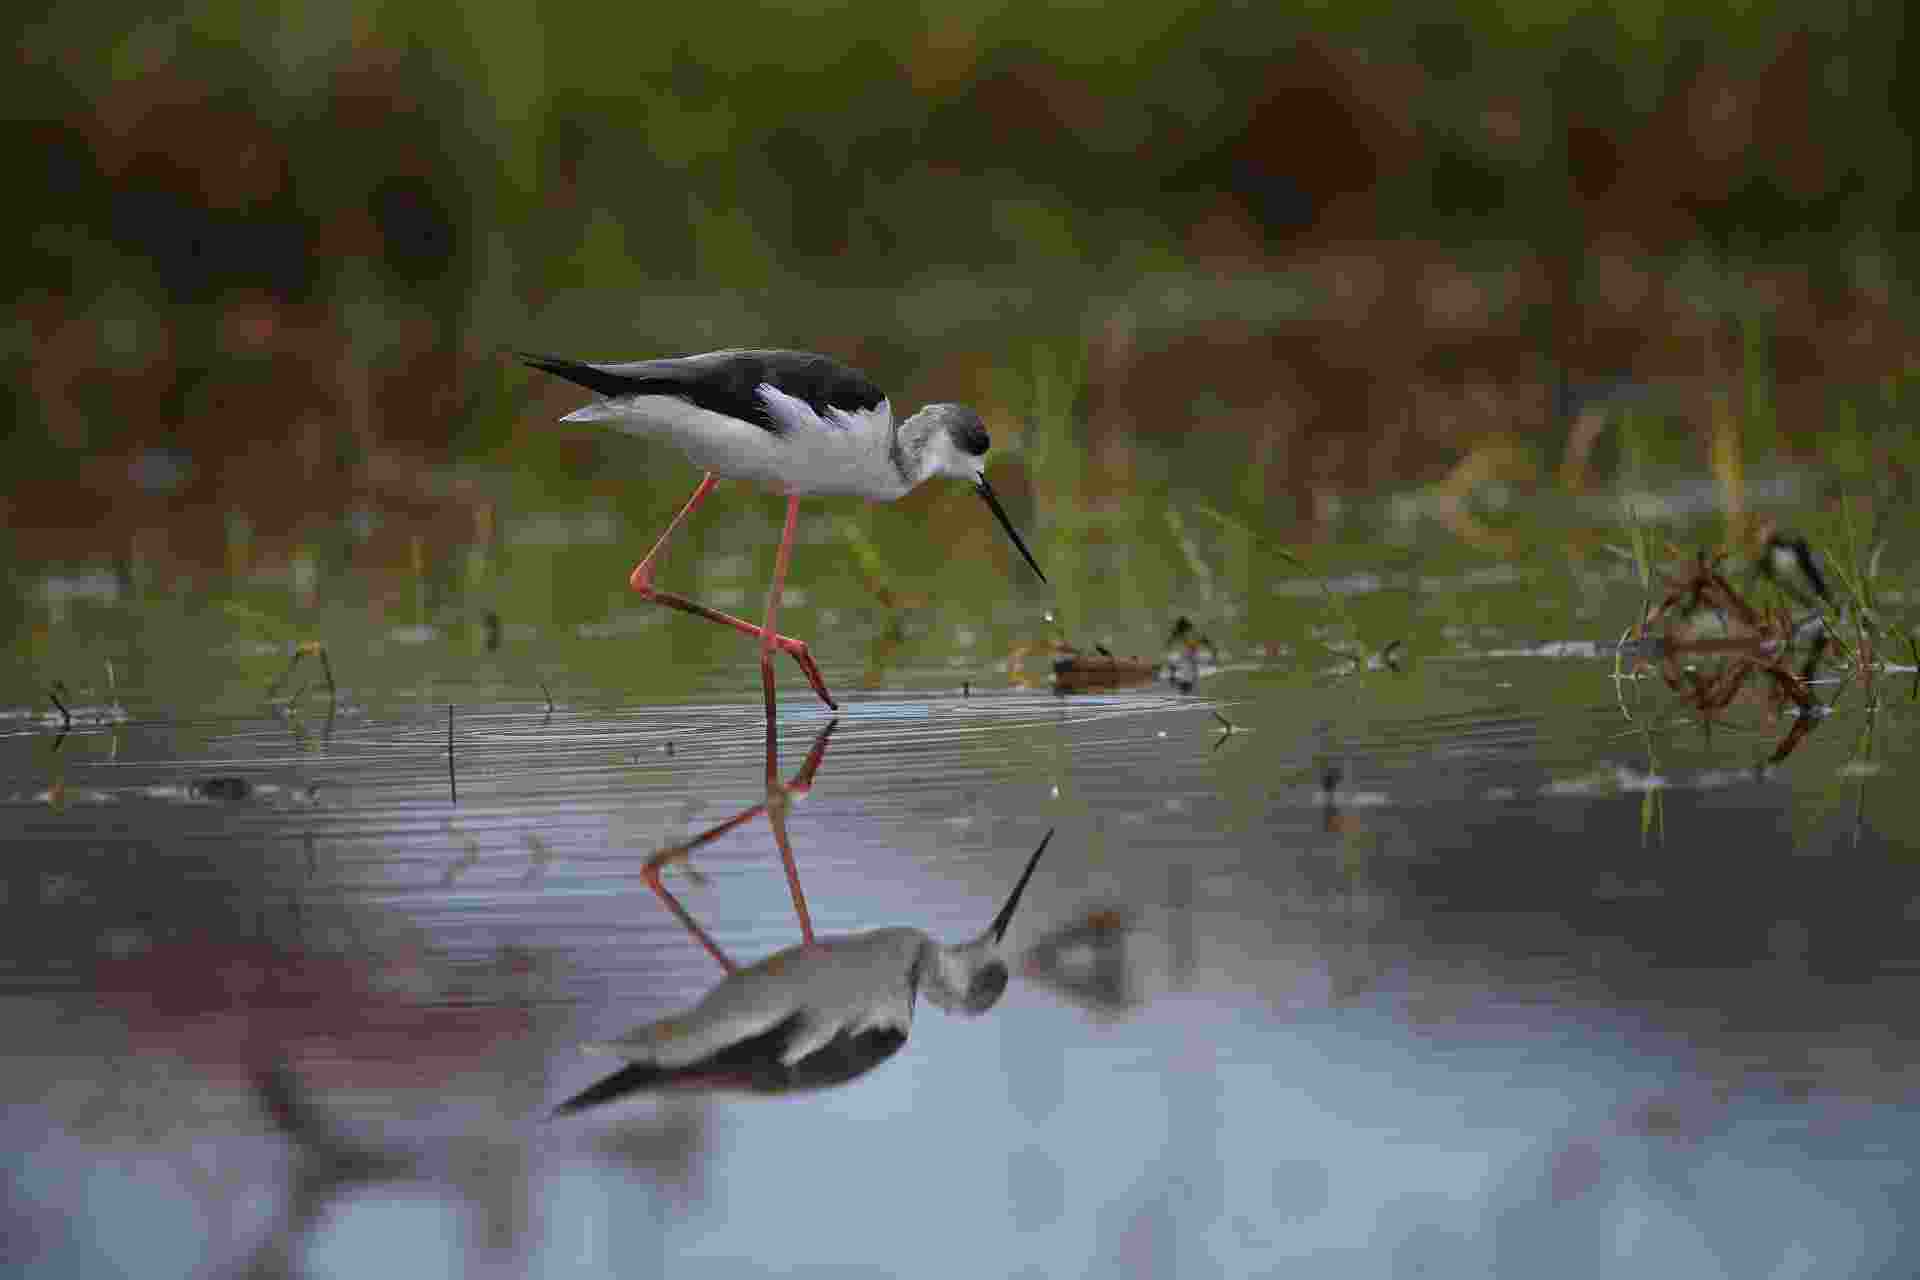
xmin=559 ymin=401 xmax=625 ymax=423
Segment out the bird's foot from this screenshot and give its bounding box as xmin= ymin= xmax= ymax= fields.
xmin=627 ymin=579 xmax=837 ymax=708
xmin=771 ymin=635 xmax=837 ymax=709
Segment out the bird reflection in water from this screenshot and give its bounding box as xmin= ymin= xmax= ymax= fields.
xmin=554 ymin=719 xmax=1054 ymax=1113
xmin=1019 ymin=906 xmax=1142 ymax=1021
xmin=235 ymin=1060 xmax=535 ymax=1276
xmin=238 ymin=1061 xmax=423 ymax=1277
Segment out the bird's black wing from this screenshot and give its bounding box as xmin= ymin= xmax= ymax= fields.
xmin=551 ymin=1011 xmax=909 ymax=1115
xmin=519 ymin=349 xmax=884 ymax=434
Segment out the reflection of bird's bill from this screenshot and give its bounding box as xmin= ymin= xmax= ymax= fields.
xmin=988 ymin=830 xmax=1054 ymax=943
xmin=976 ymin=478 xmax=1047 ymax=584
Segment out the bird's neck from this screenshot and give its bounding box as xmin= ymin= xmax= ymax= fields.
xmin=917 ymin=938 xmax=987 ymax=1011
xmin=891 ymin=410 xmax=945 ymax=491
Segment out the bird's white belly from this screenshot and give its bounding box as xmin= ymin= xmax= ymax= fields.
xmin=607 ymin=395 xmax=907 ymax=500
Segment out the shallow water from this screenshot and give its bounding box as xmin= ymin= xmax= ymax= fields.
xmin=5 ymin=577 xmax=1919 ymax=1277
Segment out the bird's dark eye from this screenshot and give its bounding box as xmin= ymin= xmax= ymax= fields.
xmin=956 ymin=420 xmax=990 ymax=457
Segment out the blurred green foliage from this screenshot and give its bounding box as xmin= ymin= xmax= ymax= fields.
xmin=15 ymin=1 xmax=1913 ymax=322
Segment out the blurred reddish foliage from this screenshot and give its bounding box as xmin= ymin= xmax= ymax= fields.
xmin=9 ymin=24 xmax=1914 ymax=570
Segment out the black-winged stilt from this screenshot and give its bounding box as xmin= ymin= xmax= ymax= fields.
xmin=552 ymin=721 xmax=1053 ymax=1111
xmin=520 ymin=349 xmax=1046 ymax=763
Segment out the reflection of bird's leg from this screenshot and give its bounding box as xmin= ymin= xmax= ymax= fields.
xmin=644 ymin=719 xmax=841 ymax=972
xmin=759 ymin=496 xmax=806 ymax=780
xmin=644 ymin=809 xmax=759 ymax=976
xmin=627 ymin=475 xmax=835 ymax=711
xmin=785 ymin=717 xmax=840 ymax=794
xmin=766 ymin=716 xmax=840 ymax=946
xmin=765 ymin=797 xmax=813 ymax=946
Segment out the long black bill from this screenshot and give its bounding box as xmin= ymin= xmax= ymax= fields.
xmin=989 ymin=829 xmax=1055 ymax=943
xmin=976 ymin=477 xmax=1047 ymax=584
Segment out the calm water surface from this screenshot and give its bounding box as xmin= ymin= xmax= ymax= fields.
xmin=4 ymin=582 xmax=1918 ymax=1277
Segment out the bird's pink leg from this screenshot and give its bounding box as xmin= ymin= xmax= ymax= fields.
xmin=628 ymin=476 xmax=837 ymax=710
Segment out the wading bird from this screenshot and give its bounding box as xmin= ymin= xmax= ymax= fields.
xmin=552 ymin=722 xmax=1053 ymax=1111
xmin=520 ymin=349 xmax=1046 ymax=765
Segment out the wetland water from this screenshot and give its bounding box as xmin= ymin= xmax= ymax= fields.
xmin=14 ymin=9 xmax=1920 ymax=1266
xmin=5 ymin=538 xmax=1919 ymax=1276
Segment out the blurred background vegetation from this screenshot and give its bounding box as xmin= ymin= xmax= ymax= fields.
xmin=5 ymin=0 xmax=1919 ymax=659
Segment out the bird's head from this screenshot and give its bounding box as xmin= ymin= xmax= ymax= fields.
xmin=905 ymin=403 xmax=991 ymax=483
xmin=920 ymin=830 xmax=1053 ymax=1016
xmin=901 ymin=403 xmax=1046 ymax=584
